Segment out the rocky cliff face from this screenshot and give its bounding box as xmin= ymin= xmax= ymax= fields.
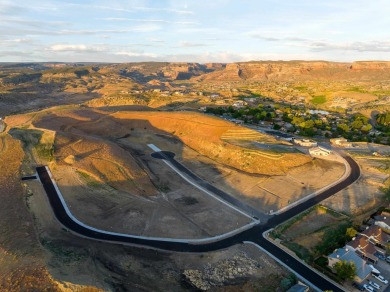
xmin=197 ymin=61 xmax=390 ymax=81
xmin=349 ymin=61 xmax=390 ymax=70
xmin=119 ymin=62 xmax=220 ymax=82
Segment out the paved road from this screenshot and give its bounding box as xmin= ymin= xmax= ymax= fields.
xmin=152 ymin=150 xmax=265 ymax=220
xmin=36 ymin=154 xmax=360 ymax=292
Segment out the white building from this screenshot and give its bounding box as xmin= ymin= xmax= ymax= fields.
xmin=294 ymin=139 xmax=317 ymax=147
xmin=309 ymin=146 xmax=332 ymax=156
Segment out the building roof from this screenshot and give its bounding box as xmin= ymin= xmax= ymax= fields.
xmin=328 ymin=248 xmax=372 ymax=280
xmin=287 ymin=283 xmax=309 ymax=292
xmin=362 ymin=225 xmax=390 ymax=245
xmin=374 ymin=215 xmax=390 ymax=228
xmin=347 ymin=234 xmax=379 ymax=260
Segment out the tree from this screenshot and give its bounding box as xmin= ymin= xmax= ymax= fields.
xmin=280 ymin=273 xmax=297 ymax=290
xmin=361 ymin=124 xmax=372 ymax=133
xmin=337 ymin=123 xmax=350 ymax=133
xmin=351 ymin=119 xmax=363 ymax=130
xmin=376 ymin=112 xmax=390 ymax=126
xmin=333 ymin=260 xmax=356 ymax=281
xmin=346 ymin=227 xmax=358 ymax=239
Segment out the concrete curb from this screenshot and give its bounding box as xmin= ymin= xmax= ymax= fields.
xmin=243 ymin=240 xmax=323 ymax=292
xmin=262 ymin=229 xmax=346 ymax=291
xmin=147 ymin=144 xmax=257 ymax=221
xmin=273 ymin=150 xmax=352 ymax=215
xmin=42 ymin=166 xmax=259 ymax=244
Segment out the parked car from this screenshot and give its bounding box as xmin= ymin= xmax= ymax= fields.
xmin=353 ymin=282 xmax=365 ymax=291
xmin=373 ymin=274 xmax=388 ymax=284
xmin=368 ymin=281 xmax=381 ymax=290
xmin=374 ymin=252 xmax=385 ymax=260
xmin=363 ymin=284 xmax=375 ymax=292
xmin=369 ymin=264 xmax=381 ymax=275
xmin=386 ymin=256 xmax=390 ymax=263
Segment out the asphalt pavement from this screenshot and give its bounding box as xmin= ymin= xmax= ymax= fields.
xmin=36 ymin=152 xmax=360 ymax=292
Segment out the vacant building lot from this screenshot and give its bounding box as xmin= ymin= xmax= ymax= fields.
xmin=271 ymin=205 xmax=351 ymax=261
xmin=6 ymin=107 xmax=347 ymax=238
xmin=323 ymin=147 xmax=390 ymax=215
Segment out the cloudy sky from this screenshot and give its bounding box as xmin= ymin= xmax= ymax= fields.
xmin=1 ymin=0 xmax=390 ymax=63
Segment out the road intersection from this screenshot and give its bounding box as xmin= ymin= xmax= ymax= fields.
xmin=36 ymin=147 xmax=360 ymax=291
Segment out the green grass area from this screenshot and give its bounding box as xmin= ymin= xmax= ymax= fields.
xmin=294 ymin=86 xmax=308 ymax=91
xmin=41 ymin=239 xmax=87 ymax=264
xmin=271 ymin=205 xmax=353 ymax=263
xmin=34 ymin=144 xmax=54 ymax=161
xmin=282 ymin=241 xmax=312 ymax=261
xmin=270 ymin=207 xmax=314 ymax=239
xmin=76 ymin=170 xmax=101 ymax=187
xmin=311 ymin=95 xmax=327 ymax=104
xmin=317 ymin=205 xmax=345 ymax=218
xmin=347 ymin=86 xmax=366 ymax=93
xmin=8 ymin=128 xmax=54 ymax=161
xmin=313 ymin=221 xmax=352 ymax=256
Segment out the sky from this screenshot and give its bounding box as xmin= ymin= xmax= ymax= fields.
xmin=1 ymin=0 xmax=390 ymax=63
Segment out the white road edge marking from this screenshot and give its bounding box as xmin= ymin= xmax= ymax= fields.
xmin=147 ymin=144 xmax=257 ymax=222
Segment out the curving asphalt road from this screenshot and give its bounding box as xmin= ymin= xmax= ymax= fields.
xmin=36 ymin=154 xmax=360 ymax=292
xmin=151 ymin=150 xmax=265 ymax=220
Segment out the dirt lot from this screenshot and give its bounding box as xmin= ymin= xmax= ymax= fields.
xmin=5 ymin=107 xmax=348 ymax=229
xmin=1 ymin=130 xmax=288 ymax=291
xmin=1 ymin=106 xmax=351 ymax=290
xmin=271 ymin=205 xmax=350 ymax=261
xmin=25 ymin=175 xmax=288 ymax=291
xmin=182 ymin=150 xmax=345 ymax=213
xmin=323 ymin=148 xmax=390 ymax=215
xmin=0 ymin=134 xmax=60 ymax=290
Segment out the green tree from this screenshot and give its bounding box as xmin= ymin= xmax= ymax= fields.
xmin=376 ymin=112 xmax=390 ymax=126
xmin=333 ymin=260 xmax=356 ymax=281
xmin=361 ymin=124 xmax=372 ymax=133
xmin=280 ymin=273 xmax=297 ymax=290
xmin=346 ymin=227 xmax=358 ymax=239
xmin=351 ymin=119 xmax=363 ymax=130
xmin=292 ymin=116 xmax=305 ymax=126
xmin=337 ymin=123 xmax=350 ymax=133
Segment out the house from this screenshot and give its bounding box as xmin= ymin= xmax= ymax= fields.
xmin=294 ymin=139 xmax=318 ymax=147
xmin=361 ymin=225 xmax=390 ymax=249
xmin=232 ymin=100 xmax=247 ymax=108
xmin=374 ymin=214 xmax=390 ymax=232
xmin=328 ymin=248 xmax=372 ymax=283
xmin=331 ymin=138 xmax=353 ymax=148
xmin=309 ymin=147 xmax=332 ymax=156
xmin=287 ymin=282 xmax=309 ymax=292
xmin=244 ymin=97 xmax=257 ymax=103
xmin=346 ymin=234 xmax=383 ymax=264
xmin=230 ymin=119 xmax=244 ymax=125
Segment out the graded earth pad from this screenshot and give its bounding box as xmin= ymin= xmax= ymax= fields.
xmin=323 ymin=146 xmax=390 ymax=215
xmin=13 ymin=106 xmax=346 ymax=232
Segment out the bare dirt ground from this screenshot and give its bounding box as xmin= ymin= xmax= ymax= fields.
xmin=5 ymin=107 xmax=347 ymax=230
xmin=281 ymin=206 xmax=349 ymax=251
xmin=182 ymin=150 xmax=345 ymax=213
xmin=323 ymin=148 xmax=390 ymax=215
xmin=2 ymin=106 xmax=349 ymax=290
xmin=25 ymin=175 xmax=288 ymax=291
xmin=0 ymin=134 xmax=61 ymax=291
